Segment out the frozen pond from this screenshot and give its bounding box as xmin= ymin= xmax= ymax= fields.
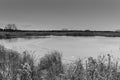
xmin=0 ymin=36 xmax=120 ymax=62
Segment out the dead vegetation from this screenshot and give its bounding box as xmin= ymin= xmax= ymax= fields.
xmin=0 ymin=45 xmax=120 ymax=80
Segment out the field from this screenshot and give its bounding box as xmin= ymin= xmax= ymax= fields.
xmin=0 ymin=45 xmax=120 ymax=80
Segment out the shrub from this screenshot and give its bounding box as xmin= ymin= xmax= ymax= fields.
xmin=38 ymin=51 xmax=63 ymax=80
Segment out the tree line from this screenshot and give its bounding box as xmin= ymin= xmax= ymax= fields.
xmin=0 ymin=24 xmax=18 ymax=31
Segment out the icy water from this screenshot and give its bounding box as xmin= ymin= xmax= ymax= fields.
xmin=0 ymin=36 xmax=120 ymax=62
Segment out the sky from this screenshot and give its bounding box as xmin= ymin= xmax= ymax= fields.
xmin=0 ymin=0 xmax=120 ymax=30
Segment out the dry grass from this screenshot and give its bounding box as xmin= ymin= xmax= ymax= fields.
xmin=0 ymin=45 xmax=120 ymax=80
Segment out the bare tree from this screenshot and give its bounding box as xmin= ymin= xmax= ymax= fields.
xmin=4 ymin=24 xmax=17 ymax=30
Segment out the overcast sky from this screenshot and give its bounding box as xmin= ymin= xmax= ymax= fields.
xmin=0 ymin=0 xmax=120 ymax=30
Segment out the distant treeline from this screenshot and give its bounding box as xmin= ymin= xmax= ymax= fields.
xmin=1 ymin=29 xmax=120 ymax=39
xmin=1 ymin=24 xmax=120 ymax=38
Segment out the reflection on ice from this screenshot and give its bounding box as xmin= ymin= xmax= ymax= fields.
xmin=0 ymin=36 xmax=120 ymax=61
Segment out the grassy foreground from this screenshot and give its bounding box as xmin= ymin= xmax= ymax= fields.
xmin=0 ymin=45 xmax=120 ymax=80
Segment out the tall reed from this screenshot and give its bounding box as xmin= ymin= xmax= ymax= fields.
xmin=0 ymin=45 xmax=120 ymax=80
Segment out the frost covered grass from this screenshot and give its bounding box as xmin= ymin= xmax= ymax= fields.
xmin=0 ymin=45 xmax=120 ymax=80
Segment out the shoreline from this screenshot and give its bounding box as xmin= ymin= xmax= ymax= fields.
xmin=0 ymin=30 xmax=120 ymax=39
